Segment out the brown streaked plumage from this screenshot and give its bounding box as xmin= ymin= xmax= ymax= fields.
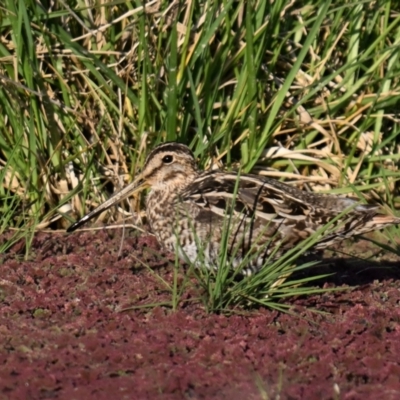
xmin=67 ymin=142 xmax=400 ymax=274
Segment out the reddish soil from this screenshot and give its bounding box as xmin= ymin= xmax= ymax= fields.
xmin=1 ymin=228 xmax=400 ymax=400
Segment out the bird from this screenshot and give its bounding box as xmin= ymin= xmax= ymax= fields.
xmin=67 ymin=142 xmax=400 ymax=275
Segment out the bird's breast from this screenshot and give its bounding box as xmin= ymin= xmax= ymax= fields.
xmin=146 ymin=189 xmax=176 ymax=242
xmin=145 ymin=188 xmax=219 ymax=263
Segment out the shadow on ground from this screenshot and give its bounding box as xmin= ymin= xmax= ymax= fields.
xmin=0 ymin=228 xmax=399 ymax=400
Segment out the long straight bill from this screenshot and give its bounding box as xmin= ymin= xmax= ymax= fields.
xmin=66 ymin=176 xmax=147 ymax=232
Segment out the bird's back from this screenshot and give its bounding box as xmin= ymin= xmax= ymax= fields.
xmin=173 ymin=170 xmax=399 ymax=272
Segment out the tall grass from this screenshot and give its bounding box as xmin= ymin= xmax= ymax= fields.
xmin=1 ymin=0 xmax=399 ymax=306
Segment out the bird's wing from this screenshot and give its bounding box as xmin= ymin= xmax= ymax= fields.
xmin=180 ymin=170 xmax=374 ymax=222
xmin=177 ymin=170 xmax=397 ymax=263
xmin=179 ymin=170 xmax=386 ymax=246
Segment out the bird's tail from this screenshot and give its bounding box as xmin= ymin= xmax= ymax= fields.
xmin=365 ymin=213 xmax=400 ymax=230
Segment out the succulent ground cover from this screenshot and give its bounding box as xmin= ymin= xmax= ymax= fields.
xmin=1 ymin=229 xmax=400 ymax=399
xmin=1 ymin=1 xmax=400 ymax=398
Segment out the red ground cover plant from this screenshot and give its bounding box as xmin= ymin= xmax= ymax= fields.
xmin=1 ymin=229 xmax=400 ymax=399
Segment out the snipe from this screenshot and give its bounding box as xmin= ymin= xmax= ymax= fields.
xmin=67 ymin=142 xmax=400 ymax=274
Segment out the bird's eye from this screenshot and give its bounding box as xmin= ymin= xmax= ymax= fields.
xmin=162 ymin=155 xmax=173 ymax=164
